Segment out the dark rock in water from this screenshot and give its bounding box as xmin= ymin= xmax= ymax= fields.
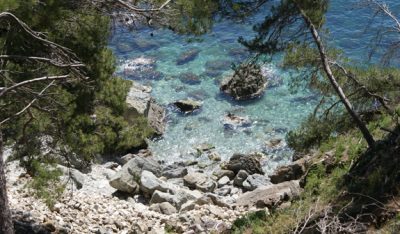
xmin=225 ymin=153 xmax=264 ymax=175
xmin=178 ymin=72 xmax=201 ymax=85
xmin=173 ymin=99 xmax=202 ymax=114
xmin=133 ymin=38 xmax=159 ymax=52
xmin=176 ymin=48 xmax=200 ymax=65
xmin=116 ymin=42 xmax=134 ymax=53
xmin=220 ymin=63 xmax=267 ymax=101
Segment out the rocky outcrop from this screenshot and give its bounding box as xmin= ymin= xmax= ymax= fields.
xmin=109 ymin=156 xmax=161 ymax=194
xmin=125 ymin=81 xmax=166 ymax=135
xmin=173 ymin=99 xmax=202 ymax=114
xmin=236 ymin=180 xmax=302 ymax=208
xmin=145 ymin=98 xmax=166 ymax=135
xmin=269 ymin=159 xmax=307 ymax=184
xmin=220 ymin=63 xmax=267 ymax=100
xmin=176 ymin=48 xmax=200 ymax=65
xmin=225 ymin=153 xmax=264 ymax=175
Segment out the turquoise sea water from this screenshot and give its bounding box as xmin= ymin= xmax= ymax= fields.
xmin=109 ymin=1 xmax=399 ymax=174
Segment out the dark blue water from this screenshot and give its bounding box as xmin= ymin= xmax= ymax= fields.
xmin=109 ymin=0 xmax=399 ymax=173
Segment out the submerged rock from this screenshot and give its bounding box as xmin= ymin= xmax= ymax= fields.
xmin=225 ymin=153 xmax=264 ymax=175
xmin=203 ymin=60 xmax=232 ymax=78
xmin=178 ymin=72 xmax=201 ymax=85
xmin=122 ymin=57 xmax=163 ymax=81
xmin=222 ymin=113 xmax=252 ymax=131
xmin=173 ymin=99 xmax=202 ymax=114
xmin=220 ymin=63 xmax=267 ymax=100
xmin=176 ymin=48 xmax=200 ymax=65
xmin=116 ymin=42 xmax=134 ymax=53
xmin=133 ymin=38 xmax=159 ymax=51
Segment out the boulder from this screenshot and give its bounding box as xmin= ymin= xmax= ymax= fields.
xmin=217 ymin=176 xmax=230 ymax=188
xmin=222 ymin=113 xmax=252 ymax=131
xmin=162 ymin=166 xmax=188 ymax=179
xmin=178 ymin=72 xmax=201 ymax=85
xmin=150 ymin=189 xmax=201 ymax=209
xmin=173 ymin=99 xmax=202 ymax=114
xmin=213 ymin=169 xmax=235 ymax=180
xmin=139 ymin=170 xmax=170 ymax=196
xmin=220 ymin=63 xmax=267 ymax=101
xmin=159 ymin=202 xmax=177 ymax=215
xmin=225 ymin=153 xmax=264 ymax=175
xmin=109 ymin=156 xmax=161 ymax=194
xmin=242 ymin=174 xmax=271 ymax=191
xmin=233 ymin=170 xmax=249 ymax=187
xmin=176 ymin=48 xmax=200 ymax=65
xmin=236 ymin=180 xmax=302 ymax=208
xmin=269 ymin=159 xmax=307 ymax=184
xmin=183 ymin=172 xmax=216 ymax=192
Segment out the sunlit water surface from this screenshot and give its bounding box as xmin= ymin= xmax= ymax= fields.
xmin=109 ymin=0 xmax=399 ymax=174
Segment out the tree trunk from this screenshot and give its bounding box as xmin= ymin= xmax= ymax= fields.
xmin=298 ymin=9 xmax=375 ymax=148
xmin=0 ymin=132 xmax=14 ymax=234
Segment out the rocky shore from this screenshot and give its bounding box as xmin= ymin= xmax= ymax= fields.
xmin=7 ymin=149 xmax=308 ymax=234
xmin=6 ymin=80 xmax=309 ymax=233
